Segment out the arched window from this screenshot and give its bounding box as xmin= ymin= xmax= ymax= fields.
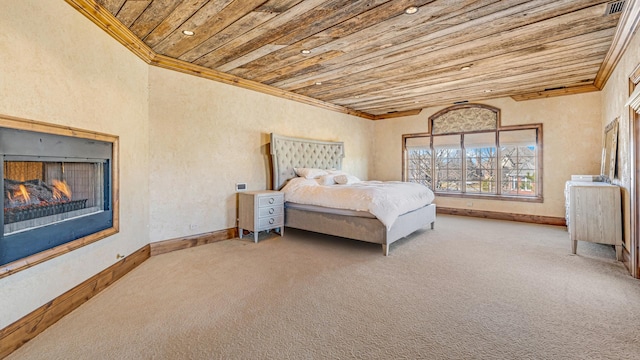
xmin=403 ymin=104 xmax=542 ymax=201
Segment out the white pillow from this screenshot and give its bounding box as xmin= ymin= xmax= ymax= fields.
xmin=317 ymin=174 xmax=338 ymax=185
xmin=334 ymin=174 xmax=361 ymax=185
xmin=294 ymin=167 xmax=328 ymax=179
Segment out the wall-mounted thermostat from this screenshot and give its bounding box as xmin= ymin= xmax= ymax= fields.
xmin=236 ymin=183 xmax=247 ymax=191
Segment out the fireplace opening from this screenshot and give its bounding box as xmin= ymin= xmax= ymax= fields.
xmin=4 ymin=161 xmax=104 ymax=233
xmin=1 ymin=127 xmax=113 ymax=266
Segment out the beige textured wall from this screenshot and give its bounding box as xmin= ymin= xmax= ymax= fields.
xmin=148 ymin=66 xmax=373 ymax=242
xmin=602 ymin=28 xmax=640 ymax=250
xmin=0 ymin=0 xmax=373 ymax=331
xmin=372 ymin=95 xmax=603 ymax=218
xmin=0 ymin=1 xmax=150 ymax=328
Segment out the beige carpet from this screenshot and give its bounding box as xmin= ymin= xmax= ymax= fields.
xmin=8 ymin=215 xmax=640 ymax=359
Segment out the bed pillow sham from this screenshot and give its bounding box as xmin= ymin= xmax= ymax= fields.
xmin=334 ymin=174 xmax=361 ymax=185
xmin=317 ymin=174 xmax=338 ymax=185
xmin=294 ymin=167 xmax=329 ymax=179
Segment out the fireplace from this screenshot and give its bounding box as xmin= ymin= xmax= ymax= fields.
xmin=1 ymin=127 xmax=113 ymax=266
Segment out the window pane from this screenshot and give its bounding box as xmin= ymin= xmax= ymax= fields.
xmin=500 ymin=144 xmax=537 ymax=196
xmin=407 ymin=146 xmax=432 ymax=188
xmin=465 ymin=145 xmax=497 ymax=194
xmin=435 ymin=148 xmax=462 ymax=192
xmin=466 ymin=181 xmax=480 ymax=192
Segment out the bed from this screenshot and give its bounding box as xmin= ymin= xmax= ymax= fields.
xmin=270 ymin=133 xmax=436 ymax=255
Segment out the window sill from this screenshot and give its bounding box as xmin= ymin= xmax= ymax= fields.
xmin=434 ymin=192 xmax=543 ymax=203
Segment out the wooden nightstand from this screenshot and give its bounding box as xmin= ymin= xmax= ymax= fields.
xmin=565 ymin=181 xmax=622 ymax=260
xmin=238 ymin=190 xmax=284 ymax=243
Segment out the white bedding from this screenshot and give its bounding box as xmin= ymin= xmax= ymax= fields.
xmin=281 ymin=177 xmax=435 ymax=229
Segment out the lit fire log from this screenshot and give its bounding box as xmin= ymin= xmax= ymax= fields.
xmin=52 ymin=180 xmax=72 ymax=200
xmin=4 ymin=179 xmax=72 ymax=209
xmin=4 ymin=178 xmax=86 ymax=224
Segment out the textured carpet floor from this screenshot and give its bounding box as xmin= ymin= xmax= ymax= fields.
xmin=7 ymin=215 xmax=640 ymax=359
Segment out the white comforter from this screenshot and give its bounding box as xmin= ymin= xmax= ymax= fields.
xmin=281 ymin=177 xmax=435 ymax=229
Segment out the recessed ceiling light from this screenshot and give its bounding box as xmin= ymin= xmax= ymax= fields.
xmin=315 ymin=82 xmax=322 ymax=85
xmin=405 ymin=6 xmax=419 ymax=14
xmin=182 ymin=30 xmax=194 ymax=36
xmin=301 ymin=49 xmax=311 ymax=54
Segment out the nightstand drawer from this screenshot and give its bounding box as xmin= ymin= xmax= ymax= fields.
xmin=258 ymin=215 xmax=284 ymax=228
xmin=258 ymin=206 xmax=283 ymax=217
xmin=258 ymin=195 xmax=283 ymax=207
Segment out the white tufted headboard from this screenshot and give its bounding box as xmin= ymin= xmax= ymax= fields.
xmin=270 ymin=133 xmax=345 ymax=190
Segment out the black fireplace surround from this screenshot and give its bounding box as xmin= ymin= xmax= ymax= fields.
xmin=1 ymin=127 xmax=113 ymax=266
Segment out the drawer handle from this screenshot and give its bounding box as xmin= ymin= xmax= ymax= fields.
xmin=268 ymin=198 xmax=275 ymax=204
xmin=269 ymin=208 xmax=274 ymax=214
xmin=269 ymin=218 xmax=274 ymax=224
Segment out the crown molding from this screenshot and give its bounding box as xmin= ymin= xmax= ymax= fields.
xmin=372 ymin=109 xmax=422 ymax=120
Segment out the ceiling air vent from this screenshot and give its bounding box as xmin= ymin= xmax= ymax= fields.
xmin=606 ymin=1 xmax=625 ymax=15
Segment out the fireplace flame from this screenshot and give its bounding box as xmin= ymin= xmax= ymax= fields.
xmin=52 ymin=180 xmax=72 ymax=200
xmin=17 ymin=184 xmax=31 ymax=203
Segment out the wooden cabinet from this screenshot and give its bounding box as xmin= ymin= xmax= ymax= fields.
xmin=565 ymin=181 xmax=622 ymax=260
xmin=238 ymin=190 xmax=284 ymax=243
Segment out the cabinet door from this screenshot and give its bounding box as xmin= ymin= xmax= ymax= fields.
xmin=570 ymin=187 xmax=618 ymax=245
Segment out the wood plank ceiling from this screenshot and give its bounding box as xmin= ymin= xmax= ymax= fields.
xmin=93 ymin=0 xmax=625 ymax=117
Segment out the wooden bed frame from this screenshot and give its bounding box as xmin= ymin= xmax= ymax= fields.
xmin=270 ymin=133 xmax=436 ymax=255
